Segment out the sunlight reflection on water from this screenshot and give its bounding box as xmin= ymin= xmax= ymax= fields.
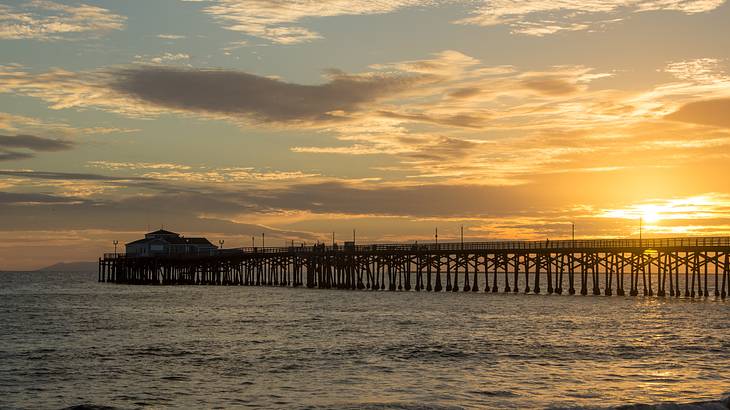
xmin=1 ymin=271 xmax=729 ymax=409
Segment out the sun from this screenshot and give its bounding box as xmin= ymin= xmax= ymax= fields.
xmin=638 ymin=204 xmax=663 ymax=223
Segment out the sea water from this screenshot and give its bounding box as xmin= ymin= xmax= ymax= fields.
xmin=1 ymin=271 xmax=729 ymax=409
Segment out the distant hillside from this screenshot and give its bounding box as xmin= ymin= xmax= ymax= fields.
xmin=37 ymin=261 xmax=98 ymax=273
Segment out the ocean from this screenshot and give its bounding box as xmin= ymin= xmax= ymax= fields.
xmin=1 ymin=271 xmax=729 ymax=409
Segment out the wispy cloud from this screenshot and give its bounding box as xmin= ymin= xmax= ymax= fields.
xmin=0 ymin=0 xmax=126 ymax=41
xmin=183 ymin=0 xmax=725 ymax=42
xmin=86 ymin=161 xmax=321 ymax=183
xmin=0 ymin=111 xmax=138 ymax=137
xmin=156 ymin=34 xmax=186 ymax=40
xmin=455 ymin=0 xmax=725 ymax=36
xmin=134 ymin=53 xmax=191 ymax=65
xmin=184 ymin=0 xmax=429 ymax=44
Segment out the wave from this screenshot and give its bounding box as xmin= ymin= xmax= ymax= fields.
xmin=552 ymin=395 xmax=730 ymax=410
xmin=613 ymin=396 xmax=730 ymax=410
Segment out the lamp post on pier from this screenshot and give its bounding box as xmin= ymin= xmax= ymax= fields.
xmin=219 ymin=239 xmax=224 ymax=249
xmin=113 ymin=240 xmax=118 ymax=256
xmin=460 ymin=225 xmax=464 ymax=250
xmin=572 ymin=222 xmax=575 ymax=247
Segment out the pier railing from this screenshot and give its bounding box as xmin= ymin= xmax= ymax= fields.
xmin=230 ymin=236 xmax=730 ymax=255
xmin=104 ymin=237 xmax=730 ymax=260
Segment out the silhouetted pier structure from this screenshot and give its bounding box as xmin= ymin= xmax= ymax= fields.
xmin=99 ymin=236 xmax=730 ymax=299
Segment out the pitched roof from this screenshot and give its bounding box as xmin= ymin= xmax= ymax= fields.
xmin=126 ymin=236 xmax=215 ymax=246
xmin=185 ymin=237 xmax=215 ymax=246
xmin=147 ymin=229 xmax=179 ymax=236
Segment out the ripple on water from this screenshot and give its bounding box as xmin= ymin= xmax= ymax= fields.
xmin=1 ymin=271 xmax=730 ymax=409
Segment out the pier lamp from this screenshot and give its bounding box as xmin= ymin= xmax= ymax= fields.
xmin=113 ymin=240 xmax=118 ymax=256
xmin=460 ymin=225 xmax=464 ymax=249
xmin=219 ymin=239 xmax=224 ymax=249
xmin=572 ymin=222 xmax=575 ymax=242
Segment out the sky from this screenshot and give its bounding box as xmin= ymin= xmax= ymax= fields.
xmin=1 ymin=0 xmax=730 ymax=270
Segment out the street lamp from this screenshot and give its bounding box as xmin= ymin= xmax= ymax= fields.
xmin=262 ymin=232 xmax=265 ymax=248
xmin=460 ymin=225 xmax=464 ymax=249
xmin=435 ymin=227 xmax=438 ymax=247
xmin=219 ymin=239 xmax=224 ymax=249
xmin=113 ymin=240 xmax=118 ymax=256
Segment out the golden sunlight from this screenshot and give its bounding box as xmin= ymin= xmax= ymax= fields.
xmin=598 ymin=194 xmax=730 ymax=235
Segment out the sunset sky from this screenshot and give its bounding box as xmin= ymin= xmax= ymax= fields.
xmin=1 ymin=0 xmax=730 ymax=269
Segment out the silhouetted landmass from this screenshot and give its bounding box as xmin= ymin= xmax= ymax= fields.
xmin=37 ymin=261 xmax=97 ymax=273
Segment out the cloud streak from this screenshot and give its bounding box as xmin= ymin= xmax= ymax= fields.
xmin=456 ymin=0 xmax=725 ymax=36
xmin=184 ymin=0 xmax=726 ymax=42
xmin=0 ymin=133 xmax=74 ymax=161
xmin=0 ymin=0 xmax=126 ymax=41
xmin=184 ymin=0 xmax=428 ymax=44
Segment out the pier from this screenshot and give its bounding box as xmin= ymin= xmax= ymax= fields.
xmin=99 ymin=236 xmax=730 ymax=299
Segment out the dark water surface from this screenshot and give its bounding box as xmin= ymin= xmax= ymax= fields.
xmin=1 ymin=271 xmax=729 ymax=409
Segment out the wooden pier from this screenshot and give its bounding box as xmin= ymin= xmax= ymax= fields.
xmin=99 ymin=237 xmax=730 ymax=299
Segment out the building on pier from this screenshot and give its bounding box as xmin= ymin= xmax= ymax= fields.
xmin=125 ymin=229 xmax=217 ymax=257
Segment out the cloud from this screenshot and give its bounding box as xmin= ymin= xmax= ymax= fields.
xmin=86 ymin=161 xmax=193 ymax=171
xmin=86 ymin=161 xmax=321 ymax=183
xmin=3 ymin=51 xmax=729 ymax=186
xmin=665 ymin=98 xmax=730 ymax=128
xmin=111 ymin=66 xmax=426 ymax=123
xmin=0 ymin=151 xmax=34 ymax=161
xmin=0 ymin=191 xmax=81 ymax=205
xmin=0 ymin=111 xmax=138 ymax=137
xmin=185 ymin=0 xmax=726 ymax=42
xmin=0 ymin=0 xmax=126 ymax=41
xmin=0 ymin=53 xmax=603 ymax=131
xmin=377 ymin=110 xmax=489 ymax=128
xmin=134 ymin=53 xmax=191 ymax=65
xmin=520 ymin=75 xmax=581 ymax=95
xmin=184 ymin=0 xmax=427 ymax=44
xmin=0 ymin=133 xmax=74 ymax=161
xmin=663 ymin=58 xmax=726 ymax=82
xmin=455 ymin=0 xmax=725 ymax=36
xmin=157 ymin=34 xmax=186 ymax=40
xmin=0 ymin=169 xmax=147 ymax=181
xmin=0 ymin=134 xmax=73 ymax=151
